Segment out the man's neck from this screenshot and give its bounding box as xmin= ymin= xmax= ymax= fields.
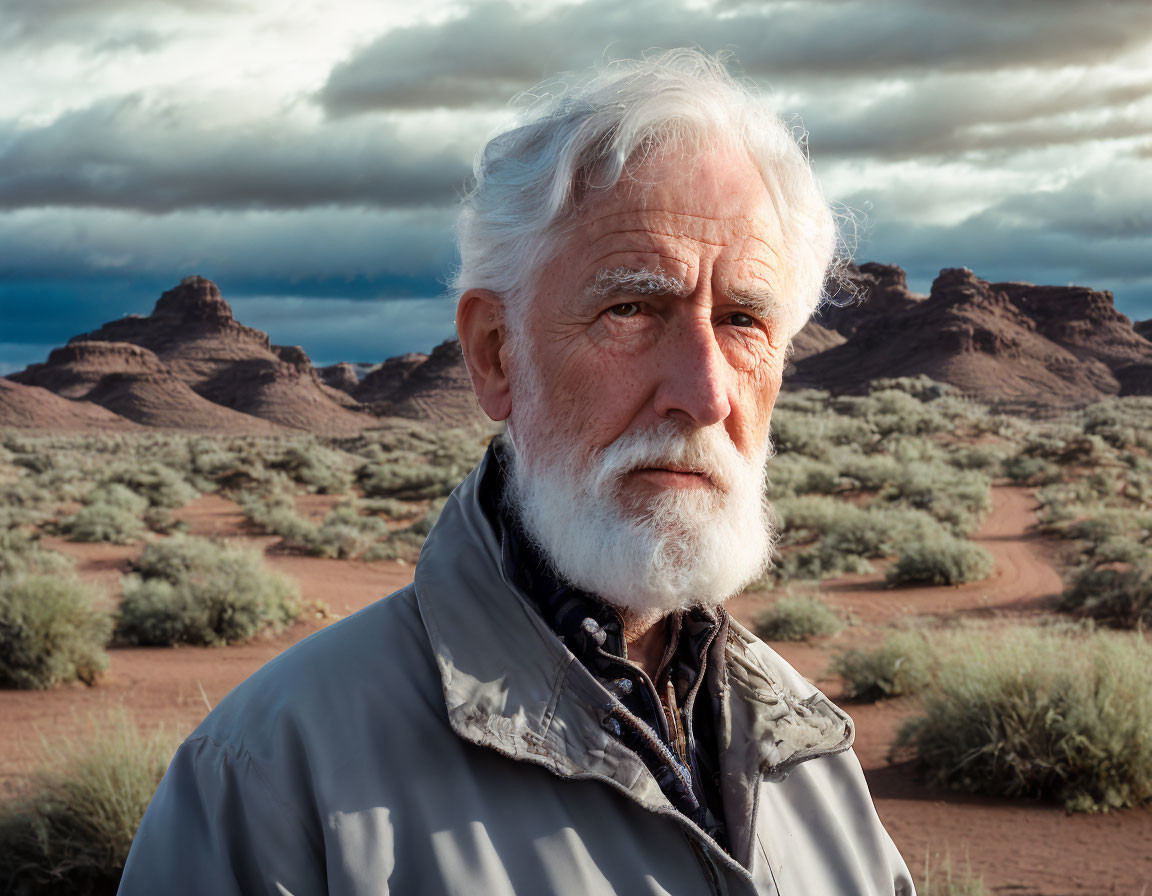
xmin=623 ymin=612 xmax=670 ymax=682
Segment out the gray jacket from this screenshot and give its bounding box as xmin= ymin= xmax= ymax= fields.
xmin=119 ymin=453 xmax=914 ymax=895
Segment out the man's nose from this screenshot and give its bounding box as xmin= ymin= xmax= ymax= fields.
xmin=652 ymin=319 xmax=733 ymax=427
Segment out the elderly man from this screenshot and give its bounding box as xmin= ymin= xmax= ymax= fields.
xmin=119 ymin=51 xmax=914 ymax=895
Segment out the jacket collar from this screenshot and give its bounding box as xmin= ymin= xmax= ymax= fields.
xmin=414 ymin=449 xmax=854 ymax=851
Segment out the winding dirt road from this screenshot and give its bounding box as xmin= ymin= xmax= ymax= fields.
xmin=3 ymin=487 xmax=1150 ymax=893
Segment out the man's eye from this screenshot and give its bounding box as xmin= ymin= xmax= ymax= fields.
xmin=729 ymin=312 xmax=758 ymax=328
xmin=608 ymin=302 xmax=640 ymax=318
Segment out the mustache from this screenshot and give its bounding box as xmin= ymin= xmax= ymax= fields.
xmin=589 ymin=422 xmax=769 ymax=497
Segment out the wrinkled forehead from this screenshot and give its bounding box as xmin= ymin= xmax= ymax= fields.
xmin=568 ymin=146 xmax=786 ymax=267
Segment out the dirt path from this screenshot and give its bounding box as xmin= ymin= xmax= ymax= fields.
xmin=0 ymin=494 xmax=415 ymax=798
xmin=5 ymin=487 xmax=1150 ymax=892
xmin=733 ymin=486 xmax=1152 ymax=894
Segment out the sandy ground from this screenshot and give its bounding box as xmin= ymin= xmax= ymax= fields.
xmin=3 ymin=487 xmax=1150 ymax=893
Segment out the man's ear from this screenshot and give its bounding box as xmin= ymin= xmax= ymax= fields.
xmin=457 ymin=288 xmax=513 ymax=422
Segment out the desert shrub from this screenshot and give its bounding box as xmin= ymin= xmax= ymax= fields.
xmin=0 ymin=574 xmax=112 ymax=689
xmin=402 ymin=497 xmax=448 ymax=538
xmin=839 ymin=454 xmax=902 ymax=491
xmin=865 ymin=389 xmax=948 ymax=436
xmin=772 ymin=495 xmax=843 ymax=541
xmin=308 ymin=502 xmax=390 ymax=559
xmin=238 ymin=487 xmax=321 ymax=545
xmin=1060 ymin=565 xmax=1152 ymax=628
xmin=886 ymin=532 xmax=993 ymax=586
xmin=1088 ymin=536 xmax=1152 ymax=566
xmin=116 ymin=537 xmax=300 ymax=646
xmin=770 ymin=499 xmax=946 ymax=582
xmin=85 ymin=483 xmax=149 ymax=514
xmin=772 ymin=548 xmax=874 ymax=582
xmin=240 ymin=488 xmax=395 ymax=559
xmin=1064 ymin=509 xmax=1151 ymax=549
xmin=60 ymin=502 xmax=148 ymax=544
xmin=832 ymin=632 xmax=930 ymax=701
xmin=267 ymin=441 xmax=354 ymax=494
xmin=916 ymin=854 xmax=988 ymax=896
xmin=358 ymin=457 xmax=465 ymax=500
xmin=358 ymin=496 xmax=418 ymax=520
xmin=766 ymin=455 xmax=841 ymax=496
xmin=869 ymin=375 xmax=957 ymax=402
xmin=1083 ymin=402 xmax=1142 ymax=449
xmin=753 ymin=593 xmax=843 ymax=641
xmin=1003 ymin=455 xmax=1060 ymax=485
xmin=104 ymin=461 xmax=198 ymax=509
xmin=772 ymin=388 xmax=831 ymax=416
xmin=880 ymin=462 xmax=991 ymax=535
xmin=770 ymin=410 xmax=874 ymax=459
xmin=946 ymin=444 xmax=1005 ymax=472
xmin=0 ymin=711 xmax=177 ymax=895
xmin=896 ymin=627 xmax=1152 ymax=812
xmin=0 ymin=527 xmax=73 ymax=576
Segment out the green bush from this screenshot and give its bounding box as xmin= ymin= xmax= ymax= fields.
xmin=865 ymin=389 xmax=948 ymax=436
xmin=358 ymin=457 xmax=464 ymax=501
xmin=886 ymin=532 xmax=993 ymax=586
xmin=896 ymin=627 xmax=1152 ymax=812
xmin=116 ymin=536 xmax=300 ymax=646
xmin=753 ymin=593 xmax=843 ymax=641
xmin=60 ymin=502 xmax=148 ymax=544
xmin=879 ymin=462 xmax=991 ymax=535
xmin=267 ymin=441 xmax=354 ymax=494
xmin=832 ymin=632 xmax=929 ymax=701
xmin=308 ymin=502 xmax=390 ymax=559
xmin=1004 ymin=455 xmax=1059 ymax=485
xmin=1060 ymin=565 xmax=1151 ymax=628
xmin=0 ymin=527 xmax=73 ymax=577
xmin=946 ymin=444 xmax=1005 ymax=472
xmin=0 ymin=711 xmax=177 ymax=895
xmin=839 ymin=454 xmax=902 ymax=491
xmin=105 ymin=461 xmax=198 ymax=509
xmin=0 ymin=574 xmax=112 ymax=689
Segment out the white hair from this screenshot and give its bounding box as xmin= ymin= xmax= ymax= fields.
xmin=453 ymin=48 xmax=838 ymax=340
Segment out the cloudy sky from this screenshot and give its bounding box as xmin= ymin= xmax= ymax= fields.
xmin=2 ymin=0 xmax=1150 ymax=372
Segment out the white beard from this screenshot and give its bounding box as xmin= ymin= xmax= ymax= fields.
xmin=503 ymin=417 xmax=776 ymax=619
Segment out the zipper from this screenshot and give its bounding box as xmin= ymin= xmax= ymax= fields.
xmin=686 ymin=830 xmax=729 ymax=896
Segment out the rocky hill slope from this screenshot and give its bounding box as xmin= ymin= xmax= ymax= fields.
xmin=6 ymin=267 xmax=1150 ymax=430
xmin=791 ymin=264 xmax=1152 ymax=403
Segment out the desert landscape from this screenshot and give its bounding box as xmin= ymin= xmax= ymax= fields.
xmin=2 ymin=272 xmax=1152 ymax=894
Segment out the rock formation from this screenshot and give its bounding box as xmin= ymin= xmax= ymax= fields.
xmin=317 ymin=362 xmax=362 ymax=394
xmin=9 ymin=341 xmax=283 ymax=431
xmin=58 ymin=276 xmax=372 ymax=434
xmin=789 ymin=266 xmax=1152 ymax=403
xmin=0 ymin=378 xmax=143 ymax=431
xmin=358 ymin=341 xmax=486 ymax=428
xmin=9 ymin=267 xmax=1150 ymax=430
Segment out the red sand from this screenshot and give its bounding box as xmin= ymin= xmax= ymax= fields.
xmin=3 ymin=487 xmax=1149 ymax=893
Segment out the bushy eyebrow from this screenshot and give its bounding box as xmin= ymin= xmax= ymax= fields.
xmin=727 ymin=284 xmax=787 ymax=326
xmin=586 ymin=266 xmax=688 ymax=298
xmin=585 ymin=265 xmax=787 ymax=327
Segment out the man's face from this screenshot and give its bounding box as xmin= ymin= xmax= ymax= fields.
xmin=504 ymin=144 xmax=790 ymax=614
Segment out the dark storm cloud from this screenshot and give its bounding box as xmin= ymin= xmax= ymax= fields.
xmin=0 ymin=96 xmax=472 ymax=213
xmin=318 ymin=0 xmax=1152 ymax=114
xmin=0 ymin=206 xmax=456 ymax=284
xmin=846 ymin=172 xmax=1152 ymax=320
xmin=0 ymin=203 xmax=461 ymax=370
xmin=963 ymin=164 xmax=1152 ymax=240
xmin=0 ymin=278 xmax=459 ymax=374
xmin=0 ymin=0 xmax=233 ymax=45
xmin=808 ymin=78 xmax=1152 ymax=160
